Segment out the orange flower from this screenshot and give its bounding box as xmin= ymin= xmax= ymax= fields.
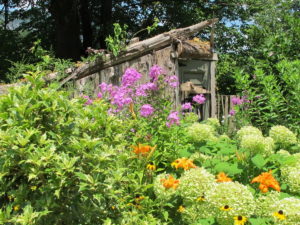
xmin=131 ymin=144 xmax=154 ymax=156
xmin=251 ymin=171 xmax=280 ymax=193
xmin=161 ymin=175 xmax=180 ymax=190
xmin=171 ymin=158 xmax=197 ymax=170
xmin=216 ymin=172 xmax=232 ymax=182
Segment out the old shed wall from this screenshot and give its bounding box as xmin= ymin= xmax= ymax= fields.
xmin=74 ymin=45 xmax=180 ymax=105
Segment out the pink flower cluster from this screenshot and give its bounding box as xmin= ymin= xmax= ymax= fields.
xmin=193 ymin=94 xmax=206 ymax=104
xmin=149 ymin=65 xmax=164 ymax=81
xmin=166 ymin=111 xmax=180 ymax=127
xmin=181 ymin=102 xmax=192 ymax=111
xmin=136 ymin=82 xmax=157 ymax=97
xmin=165 ymin=75 xmax=179 ymax=88
xmin=121 ymin=68 xmax=142 ymax=87
xmin=83 ymin=95 xmax=93 ymax=105
xmin=140 ymin=104 xmax=155 ymax=117
xmin=231 ymin=97 xmax=243 ymax=105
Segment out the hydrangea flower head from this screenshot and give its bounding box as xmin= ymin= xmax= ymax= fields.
xmin=186 ymin=123 xmax=216 ymax=143
xmin=140 ymin=104 xmax=155 ymax=117
xmin=269 ymin=125 xmax=297 ymax=148
xmin=281 ymin=166 xmax=300 ymax=194
xmin=236 ymin=126 xmax=263 ymax=140
xmin=271 ymin=197 xmax=300 ymax=224
xmin=193 ymin=94 xmax=206 ymax=104
xmin=206 ymin=182 xmax=256 ymax=221
xmin=177 ymin=167 xmax=215 ymax=201
xmin=121 ymin=68 xmax=142 ymax=87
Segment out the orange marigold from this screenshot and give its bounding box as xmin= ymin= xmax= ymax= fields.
xmin=131 ymin=143 xmax=154 ymax=156
xmin=161 ymin=175 xmax=180 ymax=190
xmin=216 ymin=172 xmax=232 ymax=182
xmin=171 ymin=158 xmax=197 ymax=170
xmin=251 ymin=171 xmax=280 ymax=193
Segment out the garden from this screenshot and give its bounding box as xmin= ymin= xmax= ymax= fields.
xmin=0 ymin=64 xmax=299 ymax=225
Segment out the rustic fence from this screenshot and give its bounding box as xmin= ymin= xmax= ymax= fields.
xmin=216 ymin=94 xmax=236 ymax=128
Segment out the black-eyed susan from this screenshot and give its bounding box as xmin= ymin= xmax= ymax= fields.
xmin=220 ymin=205 xmax=232 ymax=211
xmin=177 ymin=205 xmax=185 ymax=213
xmin=147 ymin=162 xmax=156 ymax=171
xmin=196 ymin=195 xmax=205 ymax=202
xmin=234 ymin=215 xmax=247 ymax=225
xmin=273 ymin=210 xmax=286 ymax=220
xmin=134 ymin=194 xmax=145 ymax=203
xmin=13 ymin=205 xmax=20 ymax=211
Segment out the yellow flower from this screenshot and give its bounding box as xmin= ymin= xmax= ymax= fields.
xmin=134 ymin=194 xmax=145 ymax=203
xmin=196 ymin=195 xmax=205 ymax=202
xmin=234 ymin=216 xmax=247 ymax=225
xmin=111 ymin=206 xmax=116 ymax=210
xmin=30 ymin=186 xmax=37 ymax=191
xmin=220 ymin=205 xmax=232 ymax=211
xmin=177 ymin=205 xmax=185 ymax=213
xmin=147 ymin=162 xmax=156 ymax=171
xmin=13 ymin=205 xmax=20 ymax=211
xmin=273 ymin=210 xmax=286 ymax=220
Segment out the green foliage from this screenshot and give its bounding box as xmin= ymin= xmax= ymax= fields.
xmin=105 ymin=23 xmax=128 ymax=57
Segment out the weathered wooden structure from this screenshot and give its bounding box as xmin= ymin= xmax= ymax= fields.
xmin=0 ymin=19 xmax=219 ymax=119
xmin=64 ymin=18 xmax=218 ymax=119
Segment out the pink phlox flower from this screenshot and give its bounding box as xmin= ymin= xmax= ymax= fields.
xmin=110 ymin=86 xmax=133 ymax=109
xmin=97 ymin=92 xmax=102 ymax=98
xmin=99 ymin=82 xmax=113 ymax=93
xmin=231 ymin=97 xmax=243 ymax=105
xmin=140 ymin=104 xmax=155 ymax=117
xmin=136 ymin=82 xmax=157 ymax=97
xmin=149 ymin=65 xmax=164 ymax=81
xmin=193 ymin=94 xmax=206 ymax=104
xmin=166 ymin=111 xmax=180 ymax=127
xmin=229 ymin=109 xmax=236 ymax=116
xmin=121 ymin=68 xmax=142 ymax=87
xmin=181 ymin=102 xmax=192 ymax=111
xmin=165 ymin=75 xmax=179 ymax=88
xmin=83 ymin=95 xmax=93 ymax=105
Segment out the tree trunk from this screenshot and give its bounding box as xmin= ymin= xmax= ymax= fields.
xmin=99 ymin=0 xmax=113 ymax=48
xmin=49 ymin=0 xmax=81 ymax=60
xmin=79 ymin=0 xmax=93 ymax=53
xmin=3 ymin=0 xmax=9 ymax=30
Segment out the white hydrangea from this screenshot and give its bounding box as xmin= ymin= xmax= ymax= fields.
xmin=263 ymin=137 xmax=275 ymax=156
xmin=240 ymin=134 xmax=266 ymax=154
xmin=269 ymin=125 xmax=297 ymax=148
xmin=270 ymin=197 xmax=300 ymax=225
xmin=204 ymin=118 xmax=221 ymax=129
xmin=190 ymin=152 xmax=212 ymax=163
xmin=236 ymin=126 xmax=263 ymax=140
xmin=255 ymin=191 xmax=280 ymax=217
xmin=281 ymin=166 xmax=300 ymax=194
xmin=177 ymin=167 xmax=215 ymax=202
xmin=183 ymin=112 xmax=199 ymax=123
xmin=205 ymin=182 xmax=256 ymax=223
xmin=153 ymin=173 xmax=178 ymax=200
xmin=181 ymin=202 xmax=216 ymax=224
xmin=277 ymin=149 xmax=291 ymax=156
xmin=186 ymin=123 xmax=217 ymax=143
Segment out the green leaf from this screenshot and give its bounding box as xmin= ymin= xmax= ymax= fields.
xmin=178 ymin=148 xmax=192 ymax=158
xmin=251 ymin=154 xmax=267 ymax=169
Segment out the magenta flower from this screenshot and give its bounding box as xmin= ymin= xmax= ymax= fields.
xmin=121 ymin=68 xmax=142 ymax=87
xmin=181 ymin=102 xmax=192 ymax=111
xmin=97 ymin=92 xmax=102 ymax=98
xmin=136 ymin=82 xmax=157 ymax=97
xmin=140 ymin=104 xmax=155 ymax=117
xmin=193 ymin=94 xmax=206 ymax=104
xmin=83 ymin=95 xmax=93 ymax=105
xmin=166 ymin=111 xmax=180 ymax=127
xmin=149 ymin=65 xmax=163 ymax=81
xmin=229 ymin=109 xmax=236 ymax=116
xmin=165 ymin=75 xmax=179 ymax=88
xmin=231 ymin=97 xmax=243 ymax=105
xmin=99 ymin=82 xmax=113 ymax=93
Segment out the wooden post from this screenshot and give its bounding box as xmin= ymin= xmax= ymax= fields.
xmin=210 ymin=53 xmax=218 ymax=117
